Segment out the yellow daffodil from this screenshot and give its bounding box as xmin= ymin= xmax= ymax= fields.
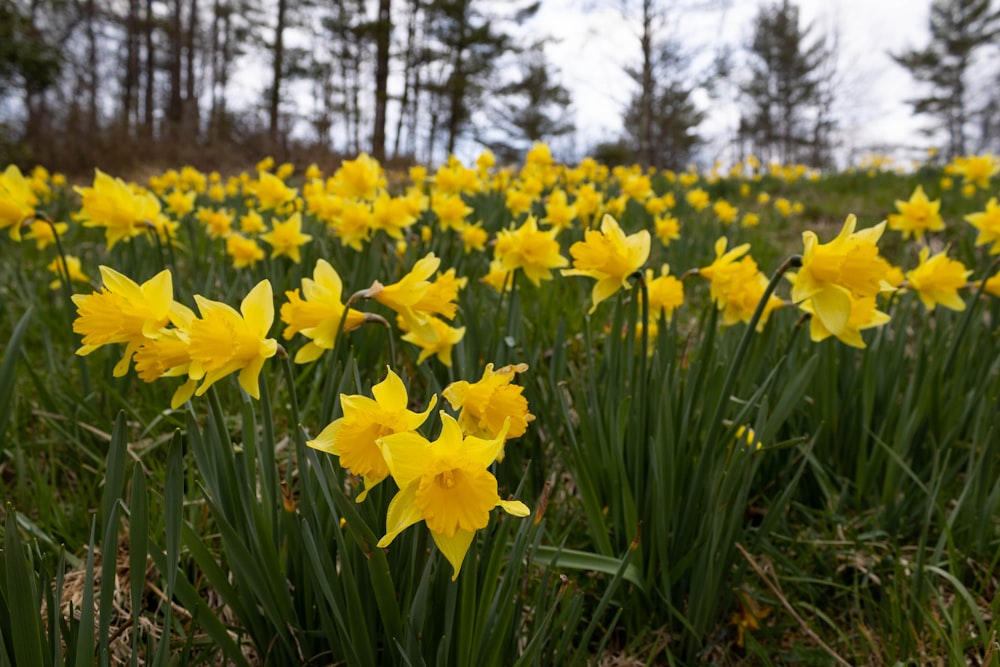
xmin=964 ymin=197 xmax=1000 ymax=254
xmin=308 ymin=367 xmax=436 ymax=502
xmin=48 ymin=255 xmax=90 ymax=289
xmin=260 ymin=211 xmax=312 ymax=263
xmin=225 ymin=234 xmax=265 ymax=269
xmin=713 ymin=199 xmax=739 ymax=225
xmin=643 ymin=265 xmax=684 ymax=323
xmin=494 ymin=216 xmax=567 ymax=287
xmin=187 ymin=279 xmax=278 ymax=399
xmin=685 ymin=188 xmax=710 ymax=211
xmin=792 ymin=214 xmax=893 ymax=337
xmin=281 ymin=259 xmax=371 ymax=363
xmin=431 ymin=192 xmax=473 ymax=232
xmin=542 ymin=189 xmax=577 ymax=231
xmin=654 ymin=215 xmax=680 ymax=246
xmin=950 ymin=154 xmax=998 ymax=189
xmin=196 ymin=207 xmax=235 ymax=239
xmin=976 ymin=269 xmax=1000 ymax=297
xmin=461 ymin=223 xmax=488 ymax=253
xmin=442 ymin=363 xmax=534 ymax=446
xmin=795 ymin=289 xmax=890 ymax=348
xmin=504 ymin=187 xmax=534 ymax=217
xmin=905 ymin=247 xmax=971 ymax=311
xmin=414 ymin=268 xmax=467 ymax=321
xmin=698 ymin=237 xmax=753 ymax=307
xmin=0 ymin=164 xmax=37 ymax=240
xmin=74 ymin=170 xmax=155 ymax=249
xmin=330 ymin=153 xmax=385 ymax=200
xmin=24 ymin=219 xmax=67 ymax=250
xmin=334 ymin=198 xmax=374 ymax=250
xmin=887 ymin=185 xmax=943 ymax=241
xmin=356 ymin=252 xmax=440 ymax=339
xmin=371 ymin=191 xmax=418 ymax=239
xmin=132 ymin=302 xmax=199 ymax=408
xmin=376 ymin=412 xmax=530 ymax=579
xmin=400 ymin=316 xmax=465 ymax=367
xmin=164 ymin=189 xmax=196 ymax=217
xmin=72 ymin=266 xmax=179 ymax=376
xmin=720 ymin=266 xmax=784 ymax=330
xmin=562 ymin=213 xmax=650 ymax=313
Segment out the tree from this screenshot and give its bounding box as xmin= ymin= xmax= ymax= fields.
xmin=738 ymin=0 xmax=834 ymax=166
xmin=893 ymin=0 xmax=1000 ymax=157
xmin=482 ymin=43 xmax=574 ymax=162
xmin=623 ymin=40 xmax=704 ymax=169
xmin=421 ymin=0 xmax=535 ymax=158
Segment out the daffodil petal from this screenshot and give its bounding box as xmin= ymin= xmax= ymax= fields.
xmin=377 ymin=482 xmax=423 ymax=548
xmin=431 ymin=528 xmax=476 ymax=581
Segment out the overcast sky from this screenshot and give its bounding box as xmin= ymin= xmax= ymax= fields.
xmin=528 ymin=0 xmax=939 ymax=165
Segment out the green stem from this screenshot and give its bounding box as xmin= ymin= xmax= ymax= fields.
xmin=705 ymin=254 xmax=802 ymax=451
xmin=43 ymin=214 xmax=92 ymax=397
xmin=943 ymin=254 xmax=1000 ymax=376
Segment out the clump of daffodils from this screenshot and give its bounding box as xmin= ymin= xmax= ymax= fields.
xmin=308 ymin=364 xmax=534 ymax=579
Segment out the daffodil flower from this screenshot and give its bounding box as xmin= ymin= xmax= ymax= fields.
xmin=562 ymin=213 xmax=650 ymax=313
xmin=792 ymin=214 xmax=894 ymax=337
xmin=443 ymin=363 xmax=534 ymax=447
xmin=376 ymin=413 xmax=530 ymax=579
xmin=72 ymin=266 xmax=180 ymax=376
xmin=307 ymin=368 xmax=436 ymax=502
xmin=905 ymin=247 xmax=971 ymax=312
xmin=187 ymin=279 xmax=278 ymax=399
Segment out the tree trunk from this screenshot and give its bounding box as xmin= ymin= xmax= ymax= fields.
xmin=144 ymin=0 xmax=155 ymax=138
xmin=165 ymin=0 xmax=184 ymax=138
xmin=185 ymin=0 xmax=199 ymax=137
xmin=123 ymin=0 xmax=141 ymax=134
xmin=269 ymin=0 xmax=288 ymax=147
xmin=372 ymin=0 xmax=392 ymax=161
xmin=85 ymin=0 xmax=99 ymax=136
xmin=392 ymin=0 xmax=420 ymax=159
xmin=639 ymin=0 xmax=654 ymax=167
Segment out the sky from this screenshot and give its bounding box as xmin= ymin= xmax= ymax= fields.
xmin=528 ymin=0 xmax=937 ymax=165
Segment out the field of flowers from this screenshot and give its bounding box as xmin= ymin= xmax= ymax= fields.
xmin=1 ymin=146 xmax=999 ymax=665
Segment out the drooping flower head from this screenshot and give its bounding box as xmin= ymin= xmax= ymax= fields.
xmin=0 ymin=164 xmax=37 ymax=240
xmin=400 ymin=316 xmax=466 ymax=367
xmin=307 ymin=368 xmax=436 ymax=501
xmin=280 ymin=259 xmax=371 ymax=363
xmin=74 ymin=170 xmax=155 ymax=249
xmin=72 ymin=266 xmax=179 ymax=376
xmin=187 ymin=279 xmax=278 ymax=399
xmin=562 ymin=213 xmax=651 ymax=313
xmin=642 ymin=264 xmax=685 ymax=323
xmin=442 ymin=363 xmax=534 ymax=445
xmin=133 ymin=302 xmax=199 ymax=408
xmin=376 ymin=412 xmax=530 ymax=579
xmin=792 ymin=215 xmax=894 ymax=337
xmin=793 ymin=286 xmax=890 ymax=349
xmin=698 ymin=237 xmax=753 ymax=307
xmin=905 ymin=246 xmax=971 ymax=312
xmin=964 ymin=197 xmax=1000 ymax=254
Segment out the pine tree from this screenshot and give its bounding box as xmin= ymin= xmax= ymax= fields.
xmin=623 ymin=40 xmax=704 ymax=169
xmin=893 ymin=0 xmax=1000 ymax=157
xmin=482 ymin=44 xmax=574 ymax=163
xmin=738 ymin=0 xmax=833 ymax=166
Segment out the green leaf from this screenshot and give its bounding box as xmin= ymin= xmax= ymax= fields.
xmin=3 ymin=510 xmax=49 ymax=667
xmin=0 ymin=308 xmax=32 ymax=449
xmin=530 ymin=545 xmax=645 ymax=593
